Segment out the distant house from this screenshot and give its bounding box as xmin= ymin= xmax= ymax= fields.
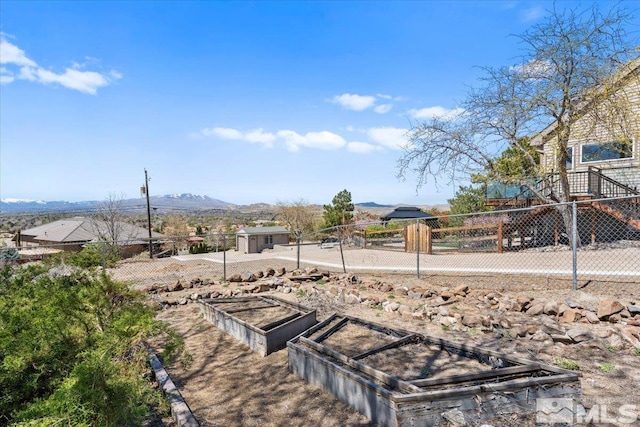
xmin=15 ymin=217 xmax=165 ymax=257
xmin=381 ymin=207 xmax=439 ymax=227
xmin=187 ymin=236 xmax=205 ymax=249
xmin=236 ymin=226 xmax=290 ymax=254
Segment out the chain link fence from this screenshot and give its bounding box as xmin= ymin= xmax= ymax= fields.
xmin=296 ymin=196 xmax=639 ymax=288
xmin=5 ymin=195 xmax=639 ymax=289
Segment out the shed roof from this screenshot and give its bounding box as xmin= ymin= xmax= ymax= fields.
xmin=236 ymin=226 xmax=290 ymax=235
xmin=381 ymin=206 xmax=435 ymax=221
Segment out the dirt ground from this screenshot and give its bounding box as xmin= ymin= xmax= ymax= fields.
xmin=120 ymin=257 xmax=640 ymax=426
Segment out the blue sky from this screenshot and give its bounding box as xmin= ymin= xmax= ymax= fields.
xmin=1 ymin=1 xmax=636 ymax=206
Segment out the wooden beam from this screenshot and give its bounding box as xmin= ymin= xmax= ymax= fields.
xmin=352 ymin=334 xmax=419 ymax=361
xmin=409 ymin=364 xmax=541 ymax=387
xmin=299 ymin=336 xmax=423 ymax=394
xmin=314 ymin=316 xmax=349 ymax=343
xmin=297 ymin=313 xmax=337 ymax=339
xmin=260 ymin=312 xmax=301 ymax=331
xmin=347 ymin=317 xmax=409 ymax=339
xmin=224 ymin=304 xmax=279 ymax=314
xmin=395 ymin=373 xmax=579 ymax=403
xmin=436 ymin=223 xmax=500 ymax=233
xmin=207 ymin=298 xmax=253 ymax=304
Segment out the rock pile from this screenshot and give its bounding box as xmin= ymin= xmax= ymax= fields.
xmin=143 ymin=266 xmax=640 ymax=350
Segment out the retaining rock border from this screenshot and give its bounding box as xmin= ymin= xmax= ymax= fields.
xmin=148 ymin=351 xmax=199 ymax=427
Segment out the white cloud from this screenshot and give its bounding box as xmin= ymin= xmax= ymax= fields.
xmin=0 ymin=66 xmax=14 ymax=84
xmin=0 ymin=35 xmax=120 ymax=94
xmin=245 ymin=128 xmax=276 ymax=146
xmin=521 ymin=7 xmax=545 ymax=22
xmin=202 ymin=126 xmax=345 ymax=152
xmin=373 ymin=104 xmax=393 ymax=114
xmin=347 ymin=141 xmax=381 ymax=153
xmin=408 ymin=106 xmax=465 ymax=120
xmin=30 ymin=66 xmax=116 ymax=95
xmin=510 ymin=59 xmax=553 ymax=79
xmin=202 ymin=127 xmax=244 ymax=139
xmin=330 ymin=92 xmax=404 ymax=113
xmin=277 ymin=130 xmax=346 ymax=152
xmin=331 ymin=93 xmax=376 ymax=111
xmin=367 ymin=127 xmax=408 ymax=150
xmin=0 ymin=37 xmax=37 ymax=67
xmin=201 ymin=124 xmax=415 ymax=153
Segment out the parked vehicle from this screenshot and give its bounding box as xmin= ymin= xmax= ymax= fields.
xmin=320 ymin=236 xmax=340 ymax=249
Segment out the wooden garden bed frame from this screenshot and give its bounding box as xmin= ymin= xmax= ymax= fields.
xmin=288 ymin=314 xmax=581 ymax=427
xmin=199 ymin=296 xmax=316 ymax=356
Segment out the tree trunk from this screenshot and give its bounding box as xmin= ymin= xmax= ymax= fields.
xmin=556 ymin=199 xmax=581 ymax=248
xmin=555 ymin=126 xmax=581 ymax=248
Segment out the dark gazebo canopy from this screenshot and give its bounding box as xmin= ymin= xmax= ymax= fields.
xmin=381 ymin=206 xmax=433 ymax=221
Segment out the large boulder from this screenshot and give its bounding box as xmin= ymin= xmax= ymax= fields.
xmin=540 ymin=316 xmax=565 ymax=335
xmin=584 ymin=311 xmax=600 ymax=324
xmin=566 ymin=328 xmax=594 ymax=343
xmin=543 ymin=301 xmax=559 ymax=316
xmin=526 ymin=303 xmax=545 ymax=316
xmin=597 ymin=299 xmax=624 ymax=320
xmin=560 ymin=308 xmax=582 ymax=323
xmin=461 ymin=314 xmax=482 ymax=327
xmin=241 ymin=271 xmax=257 ymax=282
xmin=166 ymin=280 xmax=183 ymax=292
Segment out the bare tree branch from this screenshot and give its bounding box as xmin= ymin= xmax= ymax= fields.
xmin=397 ymin=4 xmax=638 ymax=247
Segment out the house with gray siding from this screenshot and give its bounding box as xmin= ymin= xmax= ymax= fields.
xmin=530 ymin=58 xmax=640 ymax=195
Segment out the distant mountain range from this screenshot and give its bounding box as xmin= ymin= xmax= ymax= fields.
xmin=1 ymin=194 xmax=444 ymax=214
xmin=355 ymin=202 xmax=394 ymax=208
xmin=0 ymin=193 xmax=231 ymax=214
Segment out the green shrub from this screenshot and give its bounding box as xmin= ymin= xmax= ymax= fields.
xmin=0 ymin=247 xmax=20 ymax=261
xmin=48 ymin=244 xmax=119 ymax=269
xmin=598 ymin=363 xmax=616 ymax=373
xmin=0 ymin=263 xmax=183 ymax=425
xmin=189 ymin=242 xmax=210 ymax=254
xmin=554 ymin=357 xmax=580 ymax=371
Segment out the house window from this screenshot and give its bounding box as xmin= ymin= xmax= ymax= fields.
xmin=264 ymin=235 xmax=273 ymax=245
xmin=565 ymin=147 xmax=573 ymax=170
xmin=580 ymin=140 xmax=633 ymax=163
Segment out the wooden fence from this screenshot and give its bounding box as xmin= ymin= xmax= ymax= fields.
xmin=405 ymin=222 xmax=505 ymax=254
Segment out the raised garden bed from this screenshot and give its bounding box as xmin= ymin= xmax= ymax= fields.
xmin=288 ymin=314 xmax=581 ymax=427
xmin=199 ymin=296 xmax=316 ymax=356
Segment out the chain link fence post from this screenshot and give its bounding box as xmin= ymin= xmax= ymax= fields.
xmin=572 ymin=201 xmax=578 ymax=291
xmin=339 ymin=237 xmax=346 ymax=273
xmin=101 ymin=241 xmax=106 ymax=272
xmin=223 ymin=234 xmax=227 ymax=281
xmin=296 ymin=234 xmax=301 ymax=270
xmin=416 ymin=219 xmax=420 ymax=278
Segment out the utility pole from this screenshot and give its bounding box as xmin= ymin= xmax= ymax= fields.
xmin=144 ymin=169 xmax=153 ymax=259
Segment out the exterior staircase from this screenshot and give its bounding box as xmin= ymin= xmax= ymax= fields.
xmin=592 ymin=200 xmax=640 ymax=231
xmin=488 ymin=167 xmax=640 ymax=246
